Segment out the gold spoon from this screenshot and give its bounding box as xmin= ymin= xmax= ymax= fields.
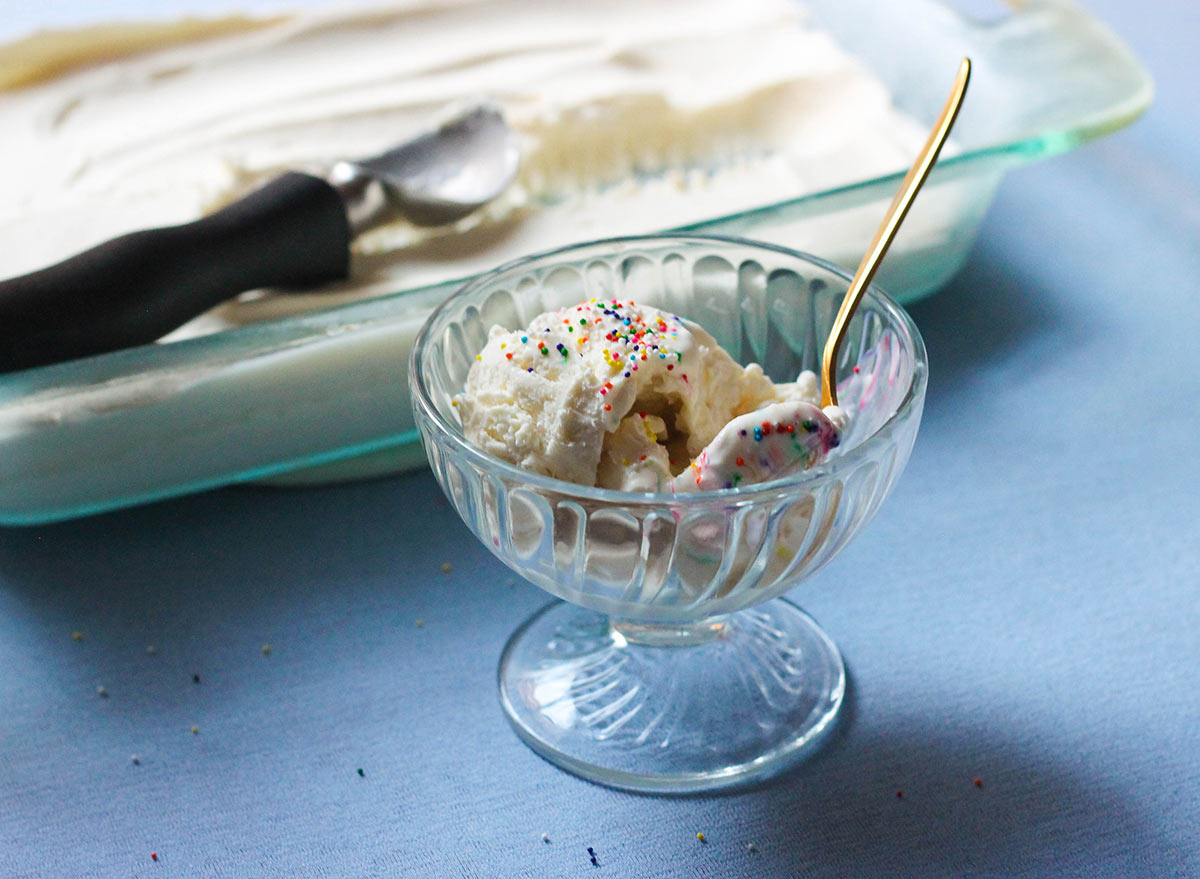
xmin=821 ymin=57 xmax=972 ymax=408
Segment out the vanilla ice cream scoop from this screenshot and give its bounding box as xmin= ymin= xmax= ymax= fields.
xmin=458 ymin=299 xmax=849 ymax=491
xmin=673 ymin=400 xmax=848 ymax=492
xmin=596 ymin=413 xmax=674 ymax=492
xmin=458 ymin=300 xmax=778 ymax=484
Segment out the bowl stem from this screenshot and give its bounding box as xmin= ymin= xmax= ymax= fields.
xmin=610 ymin=616 xmax=730 ymax=647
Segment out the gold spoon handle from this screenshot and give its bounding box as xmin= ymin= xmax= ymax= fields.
xmin=821 ymin=57 xmax=972 ymax=408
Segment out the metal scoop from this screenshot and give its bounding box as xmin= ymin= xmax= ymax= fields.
xmin=330 ymin=103 xmax=520 ymax=232
xmin=0 ymin=104 xmax=520 ymax=373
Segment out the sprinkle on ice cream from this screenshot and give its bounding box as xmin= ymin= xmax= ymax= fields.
xmin=458 ymin=300 xmax=848 ymax=492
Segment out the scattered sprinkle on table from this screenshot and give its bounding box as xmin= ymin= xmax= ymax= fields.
xmin=131 ymin=755 xmax=140 ymax=766
xmin=414 ymin=619 xmax=425 ymax=628
xmin=146 ymin=645 xmax=157 ymax=655
xmin=150 ymin=852 xmax=157 ymax=861
xmin=541 ymin=833 xmax=550 ymax=844
xmin=587 ymin=846 xmax=598 ymax=866
xmin=896 ymin=790 xmax=903 ymax=799
xmin=261 ymin=643 xmax=271 ymax=655
xmin=974 ymin=778 xmax=983 ymax=788
xmin=191 ymin=726 xmax=199 ymax=735
xmin=192 ymin=673 xmax=201 ymax=684
xmin=71 ymin=631 xmax=83 ymax=642
xmin=357 ymin=768 xmax=364 ymax=777
xmin=747 ymin=843 xmax=759 ymax=853
xmin=96 ymin=685 xmax=109 ymax=699
xmin=441 ymin=562 xmax=452 ymax=573
xmin=696 ymin=832 xmax=707 ymax=844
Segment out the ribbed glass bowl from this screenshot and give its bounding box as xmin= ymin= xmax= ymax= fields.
xmin=410 ymin=235 xmax=927 ymax=792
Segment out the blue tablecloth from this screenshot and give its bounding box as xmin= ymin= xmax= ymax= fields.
xmin=2 ymin=2 xmax=1198 ymax=876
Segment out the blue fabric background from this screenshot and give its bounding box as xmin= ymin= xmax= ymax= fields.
xmin=1 ymin=1 xmax=1198 ymax=876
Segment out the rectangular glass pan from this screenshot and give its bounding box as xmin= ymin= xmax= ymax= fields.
xmin=0 ymin=0 xmax=1151 ymax=525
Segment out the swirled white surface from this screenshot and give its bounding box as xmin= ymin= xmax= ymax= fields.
xmin=0 ymin=0 xmax=928 ymax=337
xmin=459 ymin=299 xmax=845 ymax=492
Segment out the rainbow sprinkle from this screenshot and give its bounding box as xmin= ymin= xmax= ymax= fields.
xmin=495 ymin=300 xmax=687 ymax=407
xmin=678 ymin=401 xmax=842 ymax=492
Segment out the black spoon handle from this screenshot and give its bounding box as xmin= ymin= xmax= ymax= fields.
xmin=0 ymin=171 xmax=352 ymax=374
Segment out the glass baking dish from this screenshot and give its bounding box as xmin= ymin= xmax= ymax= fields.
xmin=0 ymin=0 xmax=1151 ymax=525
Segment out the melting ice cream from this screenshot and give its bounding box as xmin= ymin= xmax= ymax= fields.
xmin=458 ymin=300 xmax=848 ymax=492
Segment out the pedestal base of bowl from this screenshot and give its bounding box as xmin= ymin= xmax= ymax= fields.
xmin=498 ymin=598 xmax=845 ymax=794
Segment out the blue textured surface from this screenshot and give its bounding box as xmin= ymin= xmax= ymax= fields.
xmin=2 ymin=1 xmax=1199 ymax=876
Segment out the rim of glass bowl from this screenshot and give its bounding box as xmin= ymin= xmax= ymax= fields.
xmin=410 ymin=233 xmax=928 ymax=506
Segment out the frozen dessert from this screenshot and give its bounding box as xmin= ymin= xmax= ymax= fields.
xmin=0 ymin=0 xmax=932 ymax=338
xmin=0 ymin=0 xmax=928 ymax=518
xmin=458 ymin=299 xmax=848 ymax=492
xmin=677 ymin=399 xmax=845 ymax=492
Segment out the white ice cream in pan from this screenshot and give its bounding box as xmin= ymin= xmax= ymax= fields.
xmin=458 ymin=300 xmax=848 ymax=492
xmin=0 ymin=0 xmax=929 ymax=337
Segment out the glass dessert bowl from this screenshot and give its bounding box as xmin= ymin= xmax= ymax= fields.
xmin=410 ymin=234 xmax=927 ymax=793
